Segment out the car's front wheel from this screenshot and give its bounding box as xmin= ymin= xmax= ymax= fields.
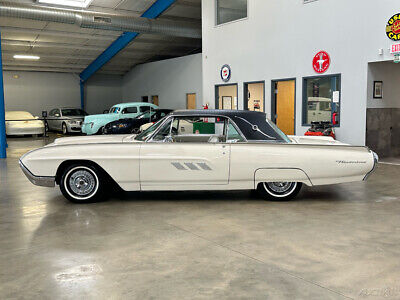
xmin=62 ymin=123 xmax=68 ymax=135
xmin=60 ymin=164 xmax=105 ymax=203
xmin=257 ymin=182 xmax=302 ymax=201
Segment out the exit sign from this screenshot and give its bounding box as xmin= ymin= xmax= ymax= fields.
xmin=390 ymin=44 xmax=400 ymax=54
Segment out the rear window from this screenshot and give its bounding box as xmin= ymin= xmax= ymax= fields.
xmin=140 ymin=106 xmax=153 ymax=112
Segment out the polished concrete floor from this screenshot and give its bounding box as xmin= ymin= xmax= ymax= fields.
xmin=1 ymin=134 xmax=400 ymax=299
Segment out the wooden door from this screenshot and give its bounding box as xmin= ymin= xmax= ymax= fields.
xmin=276 ymin=80 xmax=295 ymax=135
xmin=152 ymin=95 xmax=159 ymax=106
xmin=186 ymin=93 xmax=196 ymax=109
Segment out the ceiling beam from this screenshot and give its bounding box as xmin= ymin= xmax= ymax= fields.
xmin=3 ymin=60 xmax=129 ymax=71
xmin=1 ymin=38 xmax=188 ymax=55
xmin=3 ymin=65 xmax=124 ymax=75
xmin=1 ymin=27 xmax=202 ymax=47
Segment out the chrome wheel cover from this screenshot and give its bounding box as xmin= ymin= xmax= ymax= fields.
xmin=263 ymin=182 xmax=297 ymax=197
xmin=64 ymin=167 xmax=99 ymax=200
xmin=69 ymin=170 xmax=96 ymax=196
xmin=62 ymin=124 xmax=67 ymax=134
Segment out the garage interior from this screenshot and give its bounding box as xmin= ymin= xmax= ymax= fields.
xmin=1 ymin=1 xmax=400 ymax=299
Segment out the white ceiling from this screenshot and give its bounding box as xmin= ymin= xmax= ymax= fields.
xmin=0 ymin=0 xmax=202 ymax=76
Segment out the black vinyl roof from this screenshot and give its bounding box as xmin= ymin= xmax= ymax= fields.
xmin=170 ymin=110 xmax=285 ymax=142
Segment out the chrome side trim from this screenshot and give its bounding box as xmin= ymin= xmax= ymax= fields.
xmin=19 ymin=160 xmax=55 ymax=187
xmin=363 ymin=151 xmax=379 ymax=181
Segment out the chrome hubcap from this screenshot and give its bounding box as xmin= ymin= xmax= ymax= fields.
xmin=265 ymin=182 xmax=293 ymax=194
xmin=69 ymin=170 xmax=96 ymax=196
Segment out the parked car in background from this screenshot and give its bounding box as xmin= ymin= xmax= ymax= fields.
xmin=307 ymin=97 xmax=332 ymax=123
xmin=82 ymin=102 xmax=158 ymax=135
xmin=46 ymin=108 xmax=87 ymax=135
xmin=5 ymin=111 xmax=44 ymax=136
xmin=20 ymin=110 xmax=378 ymax=203
xmin=103 ymin=109 xmax=172 ymax=134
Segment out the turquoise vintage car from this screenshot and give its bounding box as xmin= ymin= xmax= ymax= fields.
xmin=82 ymin=102 xmax=158 ymax=135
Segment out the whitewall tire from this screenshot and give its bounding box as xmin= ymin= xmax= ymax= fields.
xmin=258 ymin=182 xmax=302 ymax=201
xmin=60 ymin=165 xmax=104 ymax=203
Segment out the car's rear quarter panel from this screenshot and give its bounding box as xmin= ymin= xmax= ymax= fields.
xmin=230 ymin=143 xmax=374 ymax=187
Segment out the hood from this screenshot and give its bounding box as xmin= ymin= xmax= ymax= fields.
xmin=52 ymin=135 xmax=131 ymax=146
xmin=289 ymin=135 xmax=348 ymax=146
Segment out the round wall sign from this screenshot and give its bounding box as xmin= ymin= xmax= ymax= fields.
xmin=312 ymin=51 xmax=330 ymax=74
xmin=220 ymin=64 xmax=231 ymax=82
xmin=386 ymin=13 xmax=400 ymax=41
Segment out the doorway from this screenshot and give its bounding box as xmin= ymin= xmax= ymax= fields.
xmin=215 ymin=84 xmax=238 ymax=109
xmin=142 ymin=96 xmax=149 ymax=103
xmin=244 ymin=81 xmax=265 ymax=112
xmin=186 ymin=93 xmax=196 ymax=109
xmin=271 ymin=79 xmax=296 ymax=135
xmin=152 ymin=95 xmax=159 ymax=106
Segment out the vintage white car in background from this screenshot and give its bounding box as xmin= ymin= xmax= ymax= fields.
xmin=6 ymin=111 xmax=45 ymax=136
xmin=20 ymin=110 xmax=378 ymax=203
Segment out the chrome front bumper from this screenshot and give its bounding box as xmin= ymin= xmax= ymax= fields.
xmin=19 ymin=160 xmax=55 ymax=187
xmin=363 ymin=151 xmax=379 ymax=181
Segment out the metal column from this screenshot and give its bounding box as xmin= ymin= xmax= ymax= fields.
xmin=80 ymin=80 xmax=84 ymax=110
xmin=0 ymin=32 xmax=7 ymax=159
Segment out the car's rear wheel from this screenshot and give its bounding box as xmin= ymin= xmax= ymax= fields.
xmin=257 ymin=182 xmax=302 ymax=201
xmin=60 ymin=164 xmax=105 ymax=203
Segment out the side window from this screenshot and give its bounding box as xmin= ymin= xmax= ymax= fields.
xmin=226 ymin=121 xmax=245 ymax=143
xmin=140 ymin=106 xmax=152 ymax=112
xmin=49 ymin=109 xmax=56 ymax=116
xmin=54 ymin=109 xmax=61 ymax=117
xmin=122 ymin=107 xmax=138 ymax=114
xmin=216 ymin=0 xmax=247 ymax=25
xmin=170 ymin=117 xmax=227 ymax=143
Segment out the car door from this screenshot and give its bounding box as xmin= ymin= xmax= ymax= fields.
xmin=54 ymin=109 xmax=63 ymax=131
xmin=47 ymin=109 xmax=58 ymax=130
xmin=140 ymin=116 xmax=230 ymax=190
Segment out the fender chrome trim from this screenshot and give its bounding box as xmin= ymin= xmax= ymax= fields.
xmin=19 ymin=160 xmax=55 ymax=187
xmin=363 ymin=151 xmax=379 ymax=181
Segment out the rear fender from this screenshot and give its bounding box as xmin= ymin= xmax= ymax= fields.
xmin=254 ymin=168 xmax=312 ymax=189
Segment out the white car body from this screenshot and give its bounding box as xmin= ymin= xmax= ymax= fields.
xmin=20 ymin=110 xmax=377 ymax=202
xmin=6 ymin=111 xmax=44 ymax=136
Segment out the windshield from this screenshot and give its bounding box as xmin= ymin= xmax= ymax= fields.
xmin=266 ymin=118 xmax=291 ymax=143
xmin=62 ymin=109 xmax=87 ymax=116
xmin=134 ymin=117 xmax=166 ymax=141
xmin=109 ymin=107 xmax=120 ymax=114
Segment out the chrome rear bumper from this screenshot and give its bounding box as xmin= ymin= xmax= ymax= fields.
xmin=363 ymin=151 xmax=379 ymax=181
xmin=19 ymin=160 xmax=55 ymax=187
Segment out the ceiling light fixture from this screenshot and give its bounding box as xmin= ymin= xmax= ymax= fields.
xmin=13 ymin=55 xmax=41 ymax=60
xmin=36 ymin=0 xmax=94 ymax=8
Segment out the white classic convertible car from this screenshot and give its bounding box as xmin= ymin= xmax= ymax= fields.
xmin=20 ymin=110 xmax=378 ymax=203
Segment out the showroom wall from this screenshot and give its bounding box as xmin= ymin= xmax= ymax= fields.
xmin=3 ymin=71 xmax=122 ymax=116
xmin=85 ymin=74 xmax=123 ymax=114
xmin=122 ymin=53 xmax=202 ymax=109
xmin=201 ymin=0 xmax=400 ymax=145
